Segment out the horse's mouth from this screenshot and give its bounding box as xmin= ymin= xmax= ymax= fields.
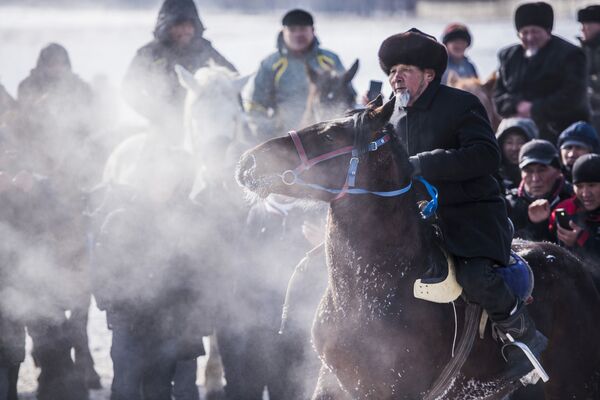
xmin=236 ymin=153 xmax=274 ymax=198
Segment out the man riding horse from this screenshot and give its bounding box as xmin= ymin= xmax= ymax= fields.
xmin=378 ymin=28 xmax=547 ymax=381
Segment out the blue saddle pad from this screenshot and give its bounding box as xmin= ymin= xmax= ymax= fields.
xmin=496 ymin=251 xmax=534 ymax=301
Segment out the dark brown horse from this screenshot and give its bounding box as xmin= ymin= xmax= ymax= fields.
xmin=237 ymin=98 xmax=600 ymax=399
xmin=301 ymin=60 xmax=359 ymax=127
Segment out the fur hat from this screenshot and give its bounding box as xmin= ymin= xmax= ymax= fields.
xmin=515 ymin=2 xmax=554 ymax=32
xmin=442 ymin=23 xmax=472 ymax=47
xmin=378 ymin=28 xmax=448 ymax=78
xmin=572 ymin=153 xmax=600 ymax=184
xmin=578 ymin=5 xmax=600 ymax=24
xmin=282 ymin=9 xmax=314 ymax=26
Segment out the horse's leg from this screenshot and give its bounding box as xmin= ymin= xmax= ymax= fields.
xmin=311 ymin=364 xmax=350 ymax=400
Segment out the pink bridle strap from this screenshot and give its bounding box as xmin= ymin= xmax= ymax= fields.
xmin=288 ymin=130 xmax=354 ymax=174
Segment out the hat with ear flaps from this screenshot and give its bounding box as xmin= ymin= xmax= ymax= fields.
xmin=154 ymin=0 xmax=205 ymax=43
xmin=378 ymin=28 xmax=448 ymax=79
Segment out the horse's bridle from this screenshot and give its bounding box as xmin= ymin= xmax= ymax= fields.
xmin=279 ymin=118 xmax=439 ymax=217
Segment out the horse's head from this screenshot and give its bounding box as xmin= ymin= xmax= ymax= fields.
xmin=304 ymin=59 xmax=359 ymax=123
xmin=237 ymin=96 xmax=413 ymax=203
xmin=446 ymin=70 xmax=501 ymax=130
xmin=176 ymin=64 xmax=248 ymax=156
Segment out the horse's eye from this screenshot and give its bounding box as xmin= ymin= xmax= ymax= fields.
xmin=324 ymin=134 xmax=334 ymax=142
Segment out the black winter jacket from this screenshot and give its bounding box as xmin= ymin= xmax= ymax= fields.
xmin=494 ymin=36 xmax=590 ymax=140
xmin=394 ymin=80 xmax=512 ymax=265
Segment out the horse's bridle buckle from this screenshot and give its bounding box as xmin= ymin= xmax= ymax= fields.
xmin=281 ymin=170 xmax=297 ymax=185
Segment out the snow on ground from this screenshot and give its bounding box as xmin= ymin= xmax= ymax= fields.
xmin=0 ymin=5 xmax=581 ymax=398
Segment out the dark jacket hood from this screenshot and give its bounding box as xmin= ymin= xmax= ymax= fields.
xmin=496 ymin=117 xmax=538 ymax=144
xmin=154 ymin=0 xmax=205 ymax=43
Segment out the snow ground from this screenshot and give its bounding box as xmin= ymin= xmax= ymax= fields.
xmin=0 ymin=5 xmax=581 ymax=399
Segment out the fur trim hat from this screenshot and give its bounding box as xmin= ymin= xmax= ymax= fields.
xmin=442 ymin=23 xmax=472 ymax=47
xmin=378 ymin=28 xmax=448 ymax=78
xmin=282 ymin=9 xmax=314 ymax=26
xmin=578 ymin=6 xmax=600 ymax=24
xmin=515 ymin=2 xmax=554 ymax=32
xmin=572 ymin=154 xmax=600 ymax=184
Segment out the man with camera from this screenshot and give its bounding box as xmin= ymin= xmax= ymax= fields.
xmin=550 ymin=154 xmax=600 ymax=265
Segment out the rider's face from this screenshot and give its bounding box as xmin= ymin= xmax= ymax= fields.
xmin=282 ymin=25 xmax=315 ymax=53
xmin=388 ymin=64 xmax=435 ymax=106
xmin=445 ymin=39 xmax=468 ymax=60
xmin=521 ymin=163 xmax=562 ymax=198
xmin=581 ymin=22 xmax=600 ymax=42
xmin=170 ymin=21 xmax=196 ymax=47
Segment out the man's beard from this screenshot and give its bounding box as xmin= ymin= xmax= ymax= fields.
xmin=524 ymin=47 xmax=539 ymax=58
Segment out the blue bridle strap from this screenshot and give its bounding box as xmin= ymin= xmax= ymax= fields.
xmin=294 ymin=176 xmax=414 ymax=197
xmin=415 ymin=176 xmax=439 ymax=218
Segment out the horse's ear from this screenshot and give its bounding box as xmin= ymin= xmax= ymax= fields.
xmin=481 ymin=70 xmax=497 ymax=96
xmin=306 ymin=63 xmax=321 ymax=84
xmin=175 ymin=64 xmax=201 ymax=94
xmin=233 ymin=74 xmax=251 ymax=93
xmin=446 ymin=70 xmax=460 ymax=87
xmin=366 ymin=94 xmax=383 ymax=109
xmin=371 ymin=96 xmax=396 ymax=128
xmin=343 ymin=59 xmax=359 ymax=83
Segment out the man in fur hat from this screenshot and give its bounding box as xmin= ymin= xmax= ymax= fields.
xmin=378 ymin=28 xmax=547 ymax=382
xmin=123 ymin=0 xmax=236 ymax=144
xmin=494 ymin=2 xmax=589 ymax=142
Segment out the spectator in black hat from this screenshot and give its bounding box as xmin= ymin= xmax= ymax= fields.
xmin=550 ymin=154 xmax=600 ymax=267
xmin=557 ymin=121 xmax=600 ymax=181
xmin=506 ymin=139 xmax=573 ymax=241
xmin=440 ymin=23 xmax=478 ymax=84
xmin=578 ymin=5 xmax=600 ymax=133
xmin=495 ymin=117 xmax=538 ymax=191
xmin=243 ymin=8 xmax=354 ymax=141
xmin=494 ymin=2 xmax=590 ymax=142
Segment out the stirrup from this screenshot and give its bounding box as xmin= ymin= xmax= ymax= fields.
xmin=500 ymin=335 xmax=550 ymax=383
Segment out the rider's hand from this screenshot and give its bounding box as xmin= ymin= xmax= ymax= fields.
xmin=556 ymin=220 xmax=583 ymax=247
xmin=528 ymin=199 xmax=551 ymax=223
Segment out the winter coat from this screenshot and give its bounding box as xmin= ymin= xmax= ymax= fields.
xmin=550 ymin=196 xmax=600 ymax=264
xmin=494 ymin=36 xmax=590 ymax=141
xmin=243 ymin=33 xmax=352 ymax=143
xmin=505 ymin=177 xmax=573 ymax=242
xmin=441 ymin=56 xmax=478 ymax=85
xmin=393 ymin=80 xmax=512 ymax=265
xmin=93 ymin=200 xmax=208 ymax=359
xmin=122 ymin=0 xmax=236 ymax=138
xmin=580 ymin=34 xmax=600 ymax=134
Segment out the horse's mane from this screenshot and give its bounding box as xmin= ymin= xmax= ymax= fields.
xmin=193 ymin=64 xmax=240 ymax=97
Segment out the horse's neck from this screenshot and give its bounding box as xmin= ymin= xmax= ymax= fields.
xmin=300 ymin=84 xmax=318 ymax=127
xmin=327 ymin=197 xmax=425 ymax=309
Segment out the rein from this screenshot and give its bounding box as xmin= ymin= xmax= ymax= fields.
xmin=279 ymin=117 xmax=439 ymax=217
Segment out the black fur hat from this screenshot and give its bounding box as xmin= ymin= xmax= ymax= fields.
xmin=378 ymin=28 xmax=448 ymax=79
xmin=572 ymin=154 xmax=600 ymax=184
xmin=515 ymin=2 xmax=554 ymax=32
xmin=282 ymin=9 xmax=314 ymax=26
xmin=578 ymin=5 xmax=600 ymax=24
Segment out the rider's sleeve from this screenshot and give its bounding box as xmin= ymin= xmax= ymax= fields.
xmin=493 ymin=50 xmax=520 ymax=118
xmin=415 ymin=95 xmax=501 ymax=182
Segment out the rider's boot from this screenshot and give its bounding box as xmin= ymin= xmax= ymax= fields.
xmin=492 ymin=301 xmax=548 ymax=382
